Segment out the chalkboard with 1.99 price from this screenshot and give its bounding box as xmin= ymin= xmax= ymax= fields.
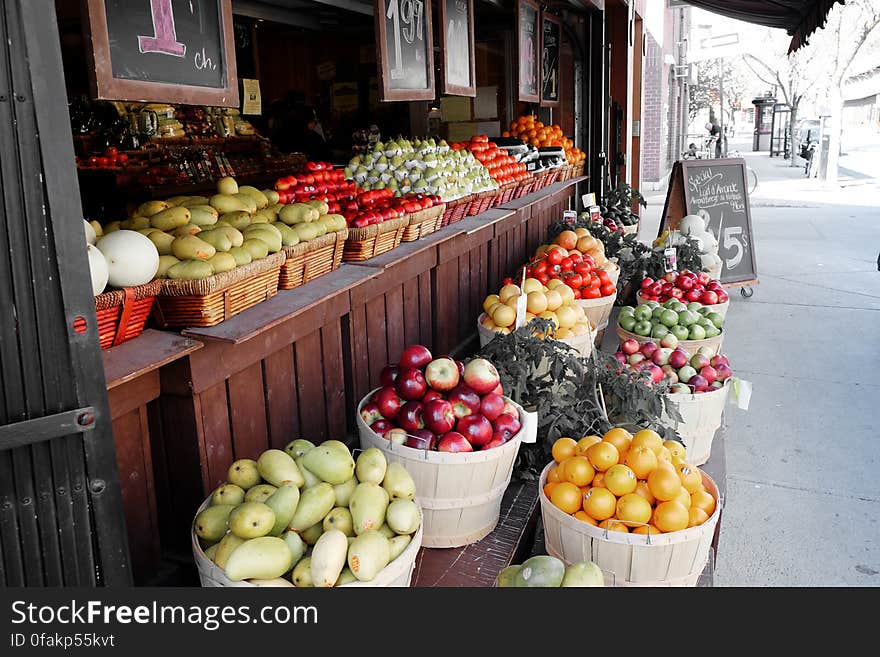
xmin=440 ymin=0 xmax=476 ymax=97
xmin=517 ymin=0 xmax=541 ymax=103
xmin=84 ymin=0 xmax=239 ymax=107
xmin=375 ymin=0 xmax=436 ymax=101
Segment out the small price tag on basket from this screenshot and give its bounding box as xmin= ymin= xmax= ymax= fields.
xmin=519 ymin=409 xmax=538 ymax=444
xmin=562 ymin=210 xmax=577 ymax=224
xmin=588 ymin=205 xmax=602 ymax=223
xmin=729 ymin=378 xmax=752 ymax=410
xmin=514 ymin=268 xmax=528 ymax=329
xmin=664 ymin=247 xmax=678 ymax=273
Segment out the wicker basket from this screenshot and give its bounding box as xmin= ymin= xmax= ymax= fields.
xmin=191 ymin=496 xmax=422 ymax=587
xmin=342 ymin=216 xmax=407 ymax=262
xmin=401 ymin=205 xmax=445 ymax=242
xmin=466 ymin=191 xmax=496 ymax=216
xmin=440 ymin=195 xmax=472 ymax=227
xmin=663 ymin=382 xmax=730 ymax=466
xmin=621 ymin=222 xmax=640 ymax=236
xmin=636 ymin=292 xmax=730 ymax=321
xmin=152 ymin=253 xmax=284 ymax=328
xmin=477 ymin=312 xmax=593 ymax=358
xmin=93 ymin=280 xmax=162 ymax=349
xmin=575 ymin=290 xmax=618 ymax=333
xmin=539 ymin=462 xmax=721 ymax=586
xmin=513 ymin=178 xmax=536 ymax=199
xmin=497 ymin=182 xmax=518 ymax=204
xmin=573 ymin=162 xmax=586 ymax=178
xmin=556 ymin=164 xmax=573 ymax=182
xmin=356 ymin=392 xmax=526 ymax=548
xmin=279 ymin=229 xmax=347 ymax=290
xmin=616 ymin=325 xmax=724 ymax=357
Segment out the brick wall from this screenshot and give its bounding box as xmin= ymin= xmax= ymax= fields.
xmin=642 ymin=31 xmax=664 ymax=183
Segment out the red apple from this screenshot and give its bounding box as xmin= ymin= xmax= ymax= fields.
xmin=395 ymin=368 xmax=427 ymax=401
xmin=479 ymin=393 xmax=506 ymax=421
xmin=437 ymin=431 xmax=473 ymax=453
xmin=380 ymin=365 xmax=399 ymax=387
xmin=697 ymin=272 xmax=711 ymax=285
xmin=700 ymin=290 xmax=719 ymax=305
xmin=370 ymin=419 xmax=393 ymax=437
xmin=715 ymin=363 xmax=733 ymax=381
xmin=399 ymin=344 xmax=433 ymax=370
xmin=647 ymin=364 xmax=664 ymax=384
xmin=456 ymin=414 xmax=493 ymax=447
xmin=463 ymin=358 xmax=500 ymax=395
xmin=483 ymin=435 xmax=506 ymax=450
xmin=448 ymin=384 xmax=481 ymax=419
xmin=661 ymin=365 xmax=679 ymax=383
xmin=716 ymin=290 xmax=730 ymax=303
xmin=668 ymin=349 xmax=689 ymax=369
xmin=454 ymin=360 xmax=466 ymax=378
xmin=690 ymin=354 xmax=711 ymax=370
xmin=360 ymin=402 xmax=383 ymax=427
xmin=621 ymin=339 xmax=640 ymax=355
xmin=491 ymin=382 xmax=505 ymax=396
xmin=640 ymin=341 xmax=658 ymax=359
xmin=406 ymin=429 xmax=437 ymax=450
xmin=423 ymin=399 xmax=456 ymax=434
xmin=686 ymin=289 xmax=702 ymax=302
xmin=397 ymin=401 xmax=425 ymax=432
xmin=374 ymin=387 xmax=403 ymax=420
xmin=613 ymin=351 xmax=627 ymax=365
xmin=700 ymin=366 xmax=718 ymax=385
xmin=422 ymin=389 xmax=443 ymax=403
xmin=492 ymin=413 xmax=521 ymax=441
xmin=689 ymin=374 xmax=709 ymax=393
xmin=628 ymin=353 xmax=646 ymax=366
xmin=387 ymin=427 xmax=408 ymax=444
xmin=424 ymin=357 xmax=461 ymax=391
xmin=710 ymin=354 xmax=730 ymax=369
xmin=652 ymin=347 xmax=672 ymax=366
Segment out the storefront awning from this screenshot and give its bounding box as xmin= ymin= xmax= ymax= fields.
xmin=680 ymin=0 xmax=843 ymax=53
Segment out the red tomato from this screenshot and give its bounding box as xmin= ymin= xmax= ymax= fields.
xmin=584 ymin=287 xmax=601 ymax=299
xmin=572 ymin=288 xmax=582 ymax=299
xmin=597 ymin=270 xmax=610 ymax=283
xmin=588 ymin=275 xmax=601 ymax=289
xmin=546 ymin=249 xmax=563 ymax=266
xmin=600 ymin=282 xmax=616 ymax=297
xmin=566 ymin=273 xmax=583 ymax=289
xmin=536 ymin=272 xmax=549 ymax=285
xmin=560 ymin=257 xmax=573 ymax=272
xmin=533 ymin=260 xmax=548 ymax=275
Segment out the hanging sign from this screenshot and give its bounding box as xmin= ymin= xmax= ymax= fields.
xmin=541 ymin=12 xmax=561 ymax=107
xmin=375 ymin=0 xmax=436 ymax=101
xmin=440 ymin=0 xmax=476 ymax=97
xmin=83 ymin=0 xmax=238 ymax=107
xmin=517 ymin=0 xmax=540 ymax=103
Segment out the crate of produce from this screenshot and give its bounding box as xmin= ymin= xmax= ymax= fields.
xmin=93 ymin=280 xmax=163 ymax=350
xmin=477 ymin=312 xmax=594 ymax=358
xmin=342 ymin=217 xmax=407 ymax=262
xmin=152 ymin=253 xmax=284 ymax=328
xmin=466 ymin=190 xmax=494 ymax=216
xmin=401 ymin=204 xmax=446 ymax=242
xmin=439 ymin=195 xmax=472 ymax=227
xmin=279 ymin=228 xmax=348 ymax=290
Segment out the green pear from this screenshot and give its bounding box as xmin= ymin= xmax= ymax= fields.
xmin=288 ymin=483 xmax=335 ymax=532
xmin=227 ymin=459 xmax=261 ymax=490
xmin=265 ymin=483 xmax=301 ymax=536
xmin=228 ymin=502 xmax=276 ymax=539
xmin=212 ymin=532 xmax=245 ymax=570
xmin=244 ymin=484 xmax=277 ymax=503
xmin=284 ymin=439 xmax=315 ymax=459
xmin=347 ymin=531 xmax=391 ymax=582
xmin=332 ymin=477 xmax=357 ymax=508
xmin=300 ymin=440 xmax=355 ymax=485
xmin=224 ymin=536 xmax=292 ymax=581
xmin=322 ymin=507 xmax=354 ymax=537
xmin=211 ymin=484 xmax=245 ymax=507
xmin=382 ymin=462 xmax=416 ymax=501
xmin=257 ymin=449 xmax=305 ymax=488
xmin=355 ymin=447 xmax=387 ymax=485
xmin=194 ymin=504 xmax=235 ymax=543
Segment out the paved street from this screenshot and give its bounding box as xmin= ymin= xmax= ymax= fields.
xmin=635 ymin=140 xmax=880 ymax=585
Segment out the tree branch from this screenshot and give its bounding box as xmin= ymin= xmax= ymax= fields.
xmin=741 ymin=55 xmax=783 ymax=91
xmin=838 ymin=14 xmax=880 ymax=85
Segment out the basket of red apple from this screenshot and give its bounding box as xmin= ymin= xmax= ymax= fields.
xmin=356 ymin=345 xmax=531 ymax=548
xmin=637 ymin=270 xmax=730 ymax=319
xmin=614 ymin=339 xmax=733 ymax=466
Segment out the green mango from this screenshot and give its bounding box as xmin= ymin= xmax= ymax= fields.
xmin=375 ymin=523 xmax=396 ymax=539
xmin=212 ymin=224 xmax=244 ymax=247
xmin=512 ymin=556 xmax=566 ymax=587
xmin=244 ymin=484 xmax=277 ymax=503
xmin=241 ymin=238 xmax=269 ymax=260
xmin=228 ymin=502 xmax=275 ymax=540
xmin=296 ymin=456 xmax=322 ymax=489
xmin=154 ymin=254 xmax=180 ymax=278
xmin=385 ymin=499 xmax=420 ymax=535
xmin=388 ymin=534 xmax=411 ymax=562
xmin=194 ymin=504 xmax=235 ymax=543
xmin=495 ymin=565 xmax=522 ymax=587
xmin=288 ymin=483 xmax=335 ymax=532
xmin=211 ymin=483 xmax=245 ymax=507
xmin=233 ymin=193 xmax=258 ymax=214
xmin=335 ymin=567 xmax=357 ymax=586
xmin=310 ymin=529 xmax=348 ymax=587
xmin=203 ymin=543 xmax=220 ymax=561
xmin=350 ymin=482 xmax=389 ymax=535
xmin=122 ymin=216 xmax=152 ymax=231
xmin=171 ymin=224 xmax=202 ymax=238
xmin=238 ymin=185 xmax=270 ymax=209
xmin=284 ymin=439 xmax=315 ymax=459
xmin=227 ymin=459 xmax=261 ymax=490
xmin=299 ymin=521 xmax=324 ymax=546
xmin=272 ymin=222 xmax=300 ymax=247
xmin=187 ymin=205 xmax=219 ymax=227
xmin=210 ymin=194 xmax=249 ymax=215
xmin=291 ymin=556 xmax=313 ymax=587
xmin=281 ymin=530 xmax=307 ymax=568
xmin=347 ymin=530 xmax=390 ymax=582
xmin=179 ymin=196 xmax=211 ymax=208
xmin=212 ymin=532 xmax=245 ymax=570
xmin=171 ymin=235 xmax=216 ymax=261
xmin=301 ymin=440 xmax=355 ymax=485
xmin=265 ymin=483 xmax=300 ymax=536
xmin=332 ymin=477 xmax=357 ymax=508
xmin=228 ymin=246 xmax=253 ymax=266
xmin=224 ymin=536 xmax=292 ymax=581
xmin=382 ymin=462 xmax=416 ymax=501
xmin=216 ymin=176 xmax=239 ymax=196
xmin=207 ymin=252 xmax=236 ymax=274
xmin=355 ymin=447 xmax=387 ymax=485
xmin=150 ymin=206 xmax=191 ymax=231
xmin=147 ymin=230 xmax=175 ymax=255
xmin=219 ymin=210 xmax=252 ymax=231
xmin=198 ymin=229 xmax=233 ymax=252
xmin=137 ymin=200 xmax=170 ymax=217
xmin=279 ymin=203 xmax=318 ymax=225
xmin=322 ymin=507 xmax=354 ymax=537
xmin=257 ymin=449 xmax=305 ymax=488
xmin=242 ymin=225 xmax=282 ymax=253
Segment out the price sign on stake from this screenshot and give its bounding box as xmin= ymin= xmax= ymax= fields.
xmin=562 ymin=210 xmax=577 ymax=224
xmin=588 ymin=205 xmax=601 ymax=223
xmin=515 ymin=268 xmax=528 ymax=329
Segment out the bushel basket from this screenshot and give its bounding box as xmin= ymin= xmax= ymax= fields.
xmin=616 ymin=325 xmax=723 ymax=357
xmin=663 ymin=381 xmax=730 ymax=466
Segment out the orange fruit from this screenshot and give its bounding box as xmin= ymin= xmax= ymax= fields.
xmin=591 ymin=472 xmax=606 ymax=488
xmin=616 ymin=493 xmax=652 ymax=527
xmin=582 ymin=487 xmax=616 ymax=521
xmin=690 ymin=489 xmax=716 ymax=516
xmin=657 ymin=446 xmax=672 ymax=463
xmin=676 ymin=463 xmax=703 ymax=494
xmin=603 ymin=464 xmax=637 ymax=496
xmin=560 ymin=456 xmax=595 ymax=487
xmin=547 ymin=466 xmax=562 ymax=483
xmin=634 ymin=480 xmax=655 ymax=506
xmin=688 ymin=506 xmax=710 ymax=527
xmin=573 ymin=510 xmax=598 ymax=526
xmin=556 ymin=230 xmax=578 ymax=250
xmin=602 ymin=427 xmax=632 ymax=458
xmin=543 ymin=482 xmax=558 ymax=499
xmin=663 ymin=440 xmax=687 ymax=461
xmin=633 ymin=524 xmax=663 ymax=536
xmin=647 ymin=467 xmax=682 ymax=501
xmin=574 ymin=228 xmax=589 ymax=238
xmin=551 ymin=437 xmax=577 ymax=463
xmin=653 ymin=501 xmax=689 ymax=533
xmin=586 ymin=441 xmax=619 ymax=472
xmin=673 ymin=487 xmax=692 ymax=509
xmin=625 ymin=446 xmax=658 ymax=479
xmin=599 ymin=519 xmax=629 ymax=533
xmin=550 ymin=482 xmax=583 ymax=514
xmin=631 ymin=429 xmax=663 ymax=455
xmin=655 ymin=458 xmax=677 ymax=473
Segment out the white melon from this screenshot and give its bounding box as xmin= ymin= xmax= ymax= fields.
xmin=96 ymin=230 xmax=159 ymax=287
xmin=87 ymin=244 xmax=109 ymax=295
xmin=679 ymin=214 xmax=706 ymax=236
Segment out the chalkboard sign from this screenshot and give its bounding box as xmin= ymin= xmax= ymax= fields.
xmin=440 ymin=0 xmax=476 ymax=97
xmin=659 ymin=159 xmax=758 ymax=286
xmin=517 ymin=0 xmax=540 ymax=103
xmin=375 ymin=0 xmax=436 ymax=101
xmin=84 ymin=0 xmax=238 ymax=107
xmin=541 ymin=13 xmax=561 ymax=107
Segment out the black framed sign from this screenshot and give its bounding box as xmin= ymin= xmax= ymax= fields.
xmin=517 ymin=0 xmax=540 ymax=103
xmin=83 ymin=0 xmax=239 ymax=106
xmin=440 ymin=0 xmax=476 ymax=97
xmin=375 ymin=0 xmax=436 ymax=101
xmin=541 ymin=12 xmax=561 ymax=107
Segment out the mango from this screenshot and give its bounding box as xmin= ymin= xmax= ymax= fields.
xmin=284 ymin=439 xmax=315 ymax=459
xmin=219 ymin=210 xmax=252 ymax=231
xmin=233 ymin=193 xmax=258 ymax=214
xmin=229 ymin=502 xmax=275 ymax=539
xmin=227 ymin=459 xmax=261 ymax=490
xmin=238 ymin=185 xmax=270 ymax=209
xmin=213 ymin=224 xmax=244 ymax=247
xmin=296 ymin=456 xmax=322 ymax=489
xmin=250 ymin=210 xmax=271 ymax=224
xmin=305 ymin=200 xmax=330 ymax=215
xmin=299 ymin=521 xmax=324 ymax=546
xmin=310 ymin=529 xmax=348 ymax=587
xmin=148 ymin=230 xmax=175 ymax=255
xmin=355 ymin=447 xmax=387 ymax=485
xmin=248 ymin=577 xmax=294 ymax=587
xmin=164 ymin=195 xmax=191 ymax=206
xmin=376 ymin=523 xmax=395 ymax=539
xmin=137 ymin=200 xmax=170 ymax=217
xmin=210 ymin=194 xmax=249 ymax=215
xmin=279 ymin=203 xmax=318 ymax=225
xmin=225 ymin=536 xmax=292 ymax=581
xmin=347 ymin=530 xmax=391 ymax=582
xmin=122 ymin=216 xmax=152 ymax=231
xmin=301 ymin=440 xmax=355 ymax=485
xmin=136 ymin=228 xmax=157 ymax=236
xmin=273 ymin=222 xmax=300 ymax=247
xmin=257 ymin=449 xmax=304 ymax=488
xmin=289 ymin=482 xmax=335 ymax=532
xmin=382 ymin=462 xmax=416 ymax=501
xmin=324 ymin=214 xmax=348 ymax=232
xmin=292 ymin=223 xmax=320 ymax=243
xmin=212 ymin=532 xmax=245 ymax=570
xmin=385 ymin=499 xmax=421 ymax=535
xmin=155 ymin=255 xmax=180 ymax=278
xmin=495 ymin=565 xmax=522 ymax=587
xmin=513 ymin=555 xmax=566 ymax=587
xmin=199 ymin=229 xmax=233 ymax=253
xmin=208 ymin=252 xmax=237 ymax=274
xmin=150 ymin=206 xmax=191 ymax=231
xmin=332 ymin=477 xmax=357 ymax=508
xmin=242 ymin=238 xmax=269 ymax=260
xmin=188 ymin=206 xmax=219 ymax=226
xmin=171 ymin=235 xmax=216 ymax=261
xmin=262 ymin=189 xmax=280 ymax=205
xmin=244 ymin=484 xmax=277 ymax=503
xmin=203 ymin=543 xmax=220 ymax=561
xmin=311 ymin=218 xmax=328 ymax=237
xmin=211 ymin=483 xmax=245 ymax=507
xmin=265 ymin=484 xmax=300 ymax=536
xmin=103 ymin=220 xmax=122 ymax=233
xmin=281 ymin=530 xmax=307 ymax=568
xmin=350 ymin=482 xmax=389 ymax=535
xmin=166 ymin=259 xmax=214 ymax=280
xmin=228 ymin=246 xmax=253 ymax=266
xmin=179 ymin=196 xmax=211 ymax=207
xmin=561 ymin=561 xmax=605 ymax=587
xmin=388 ymin=534 xmax=411 ymax=562
xmin=242 ymin=225 xmax=282 ymax=253
xmin=291 ymin=556 xmax=313 ymax=587
xmin=171 ymin=224 xmax=202 ymax=237
xmin=323 ymin=507 xmax=354 ymax=537
xmin=89 ymin=220 xmax=104 ymax=239
xmin=194 ymin=504 xmax=235 ymax=543
xmin=335 ymin=567 xmax=357 ymax=586
xmin=216 ymin=176 xmax=239 ymax=196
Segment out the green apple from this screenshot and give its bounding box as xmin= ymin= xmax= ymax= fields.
xmin=651 ymin=324 xmax=670 ymax=339
xmin=634 ymin=320 xmax=653 ymax=337
xmin=703 ymin=325 xmax=721 ymax=338
xmin=634 ymin=305 xmax=654 ymax=322
xmin=697 ymin=346 xmax=716 ymax=358
xmin=688 ymin=324 xmax=707 ymax=340
xmin=707 ymin=312 xmax=724 ymax=329
xmin=687 ymin=301 xmax=703 ymax=312
xmin=619 ymin=306 xmax=636 ymax=317
xmin=663 ymin=299 xmax=679 ymax=309
xmin=646 ymin=300 xmax=660 ymax=309
xmin=619 ymin=314 xmax=637 ymax=332
xmin=697 ymin=317 xmax=714 ymax=331
xmin=677 ymin=310 xmax=698 ymax=327
xmin=660 ymin=309 xmax=680 ymax=327
xmin=678 ymin=365 xmax=697 ymax=383
xmin=671 ymin=324 xmax=690 ymax=341
xmin=652 ymin=306 xmax=666 ymax=321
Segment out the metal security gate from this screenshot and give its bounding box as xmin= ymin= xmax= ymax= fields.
xmin=0 ymin=0 xmax=130 ymax=585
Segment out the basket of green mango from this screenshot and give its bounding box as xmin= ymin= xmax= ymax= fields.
xmin=495 ymin=555 xmax=606 ymax=587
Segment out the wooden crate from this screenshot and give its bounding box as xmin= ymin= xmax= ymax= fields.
xmin=342 ymin=217 xmax=407 ymax=261
xmin=663 ymin=382 xmax=730 ymax=466
xmin=94 ymin=280 xmax=162 ymax=350
xmin=151 ymin=253 xmax=285 ymax=328
xmin=279 ymin=229 xmax=347 ymax=290
xmin=401 ymin=205 xmax=445 ymax=242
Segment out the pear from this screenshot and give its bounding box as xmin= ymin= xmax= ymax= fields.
xmin=296 ymin=456 xmax=322 ymax=489
xmin=322 ymin=507 xmax=354 ymax=537
xmin=224 ymin=536 xmax=292 ymax=581
xmin=385 ymin=499 xmax=421 ymax=535
xmin=228 ymin=501 xmax=275 ymax=539
xmin=291 ymin=556 xmax=313 ymax=587
xmin=265 ymin=483 xmax=301 ymax=536
xmin=299 ymin=522 xmax=324 ymax=546
xmin=281 ymin=530 xmax=307 ymax=568
xmin=388 ymin=534 xmax=412 ymax=561
xmin=355 ymin=448 xmax=387 ymax=485
xmin=227 ymin=459 xmax=261 ymax=490
xmin=350 ymin=482 xmax=389 ymax=535
xmin=288 ymin=482 xmax=336 ymax=532
xmin=301 ymin=440 xmax=355 ymax=485
xmin=257 ymin=449 xmax=305 ymax=488
xmin=332 ymin=477 xmax=357 ymax=508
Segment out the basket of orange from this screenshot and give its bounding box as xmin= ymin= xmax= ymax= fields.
xmin=539 ymin=429 xmax=721 ymax=587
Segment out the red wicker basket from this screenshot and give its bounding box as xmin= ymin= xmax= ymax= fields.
xmin=440 ymin=195 xmax=472 ymax=227
xmin=93 ymin=280 xmax=162 ymax=350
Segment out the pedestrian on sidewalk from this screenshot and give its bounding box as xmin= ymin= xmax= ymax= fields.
xmin=705 ymin=121 xmax=723 ymax=158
